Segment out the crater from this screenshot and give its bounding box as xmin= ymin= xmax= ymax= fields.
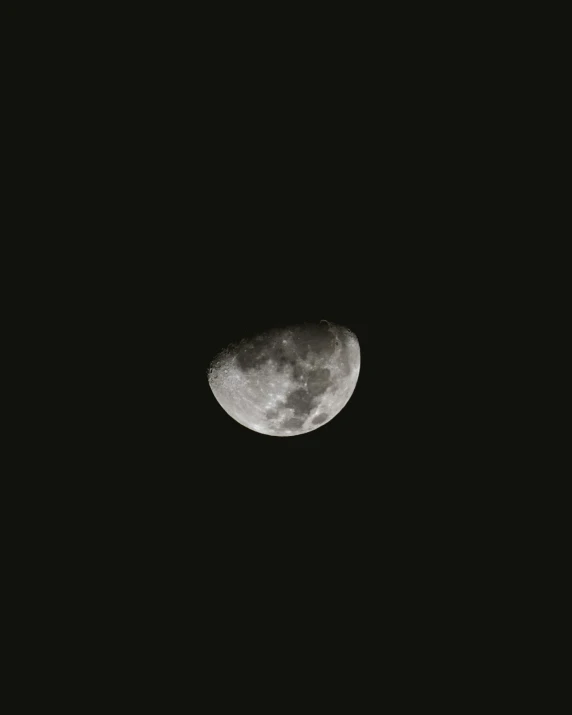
xmin=266 ymin=409 xmax=279 ymax=419
xmin=312 ymin=413 xmax=329 ymax=425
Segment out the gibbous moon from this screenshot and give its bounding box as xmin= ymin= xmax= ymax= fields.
xmin=208 ymin=322 xmax=360 ymax=436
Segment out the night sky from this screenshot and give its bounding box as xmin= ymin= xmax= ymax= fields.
xmin=29 ymin=7 xmax=504 ymax=682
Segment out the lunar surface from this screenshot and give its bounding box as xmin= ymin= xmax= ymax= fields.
xmin=208 ymin=322 xmax=360 ymax=436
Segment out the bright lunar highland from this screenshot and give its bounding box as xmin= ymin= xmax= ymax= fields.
xmin=208 ymin=322 xmax=360 ymax=436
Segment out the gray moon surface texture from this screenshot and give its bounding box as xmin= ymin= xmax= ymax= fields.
xmin=208 ymin=322 xmax=360 ymax=437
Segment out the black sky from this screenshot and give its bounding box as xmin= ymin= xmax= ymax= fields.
xmin=21 ymin=8 xmax=511 ymax=681
xmin=69 ymin=11 xmax=498 ymax=632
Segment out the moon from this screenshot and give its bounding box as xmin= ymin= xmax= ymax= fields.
xmin=208 ymin=322 xmax=360 ymax=436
